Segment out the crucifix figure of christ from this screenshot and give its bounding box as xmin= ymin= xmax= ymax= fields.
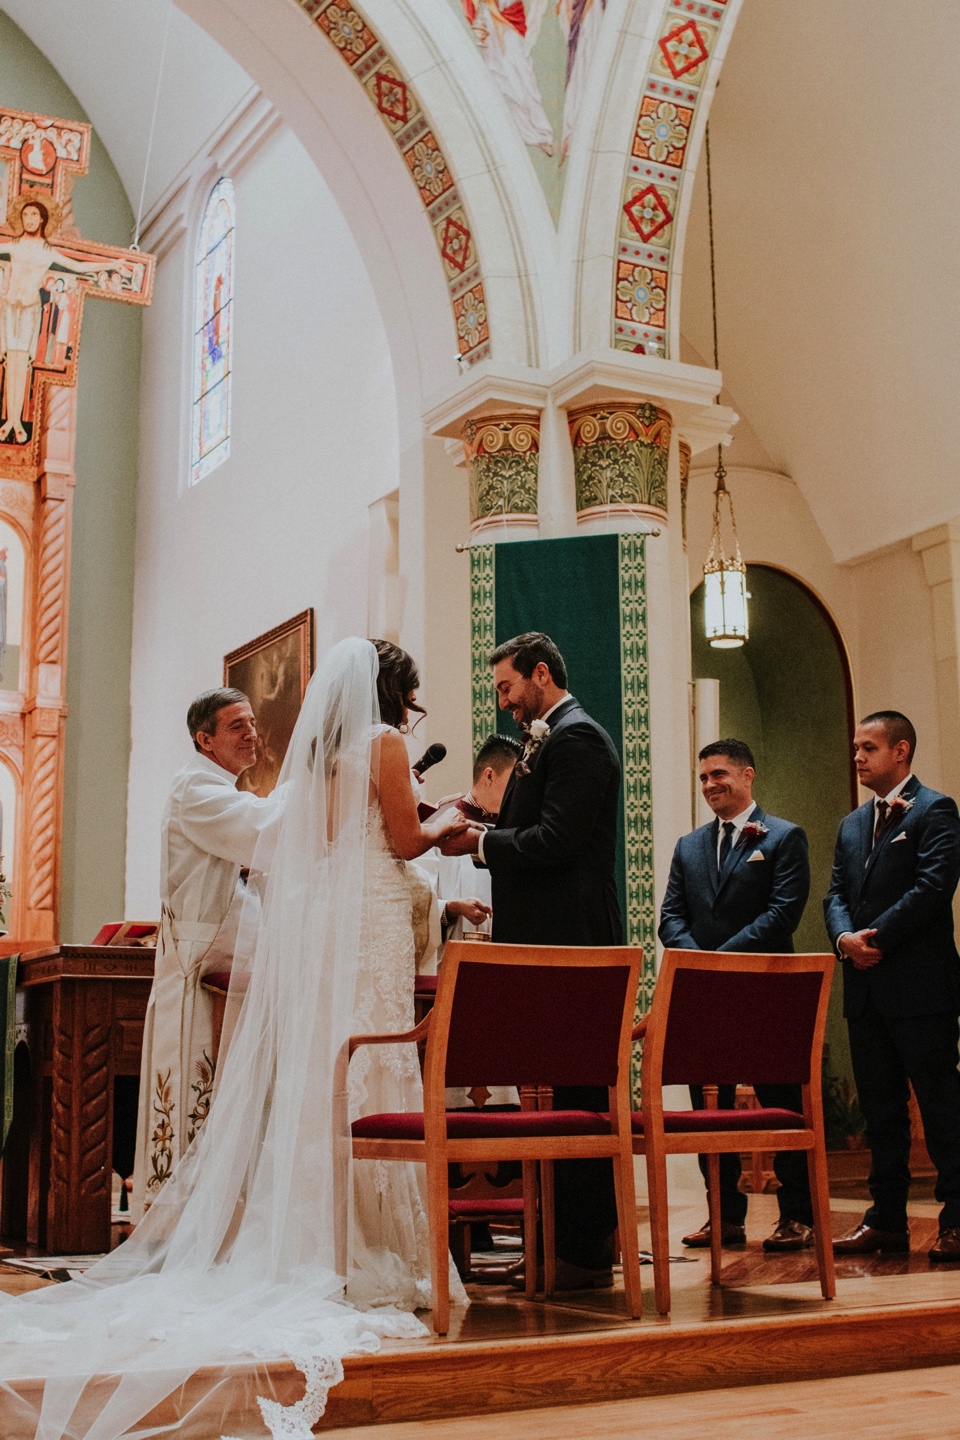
xmin=0 ymin=108 xmax=154 ymax=462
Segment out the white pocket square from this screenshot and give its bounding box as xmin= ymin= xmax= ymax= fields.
xmin=747 ymin=850 xmax=765 ymax=862
xmin=891 ymin=831 xmax=907 ymax=843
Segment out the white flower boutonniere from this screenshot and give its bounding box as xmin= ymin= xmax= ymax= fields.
xmin=516 ymin=718 xmax=551 ymax=776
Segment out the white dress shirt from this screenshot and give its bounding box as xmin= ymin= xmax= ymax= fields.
xmin=716 ymin=801 xmax=757 ymax=866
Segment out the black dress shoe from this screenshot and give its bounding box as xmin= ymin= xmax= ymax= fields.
xmin=929 ymin=1227 xmax=960 ymax=1262
xmin=832 ymin=1222 xmax=910 ymax=1254
xmin=763 ymin=1220 xmax=814 ymax=1252
xmin=681 ymin=1220 xmax=746 ymax=1248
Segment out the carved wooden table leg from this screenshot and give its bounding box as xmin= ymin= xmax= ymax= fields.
xmin=48 ymin=977 xmax=114 ymax=1253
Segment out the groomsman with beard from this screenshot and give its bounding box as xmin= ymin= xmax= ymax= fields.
xmin=826 ymin=711 xmax=960 ymax=1261
xmin=442 ymin=631 xmax=622 ymax=1288
xmin=658 ymin=739 xmax=813 ymax=1252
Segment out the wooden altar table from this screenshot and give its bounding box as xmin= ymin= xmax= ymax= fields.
xmin=1 ymin=945 xmax=154 ymax=1254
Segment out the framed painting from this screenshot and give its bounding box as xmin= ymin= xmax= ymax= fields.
xmin=224 ymin=609 xmax=314 ymax=796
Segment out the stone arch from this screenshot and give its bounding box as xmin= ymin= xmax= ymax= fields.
xmin=177 ymin=0 xmax=556 ymax=391
xmin=562 ymin=0 xmax=744 ymax=358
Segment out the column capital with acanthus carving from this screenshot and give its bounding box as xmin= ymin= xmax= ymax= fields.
xmin=549 ymin=349 xmax=737 ymax=456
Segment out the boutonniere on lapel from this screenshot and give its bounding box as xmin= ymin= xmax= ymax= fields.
xmin=888 ymin=795 xmax=915 ymax=819
xmin=742 ymin=823 xmax=771 ymax=852
xmin=516 ymin=718 xmax=550 ymax=777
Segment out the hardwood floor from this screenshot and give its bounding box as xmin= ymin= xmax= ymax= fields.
xmin=3 ymin=1196 xmax=959 ymax=1437
xmin=322 ymin=1365 xmax=960 ymax=1439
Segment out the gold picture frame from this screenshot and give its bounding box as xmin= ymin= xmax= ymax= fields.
xmin=223 ymin=610 xmax=315 ymax=796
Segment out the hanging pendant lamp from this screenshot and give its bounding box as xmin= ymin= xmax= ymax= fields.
xmin=702 ymin=124 xmax=748 ymax=648
xmin=703 ymin=447 xmax=748 ymax=647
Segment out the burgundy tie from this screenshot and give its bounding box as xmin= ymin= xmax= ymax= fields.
xmin=873 ymin=799 xmax=890 ymax=849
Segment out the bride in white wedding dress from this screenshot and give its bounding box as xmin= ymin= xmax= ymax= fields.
xmin=0 ymin=636 xmax=469 ymax=1440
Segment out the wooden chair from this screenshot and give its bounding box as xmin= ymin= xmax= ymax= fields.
xmin=633 ymin=949 xmax=836 ymax=1316
xmin=349 ymin=940 xmax=644 ymax=1334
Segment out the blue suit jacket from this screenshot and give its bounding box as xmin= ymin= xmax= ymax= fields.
xmin=823 ymin=776 xmax=960 ymax=1019
xmin=658 ymin=807 xmax=810 ymax=954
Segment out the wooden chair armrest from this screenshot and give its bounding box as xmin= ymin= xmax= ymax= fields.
xmin=348 ymin=1012 xmax=431 ymax=1058
xmin=631 ymin=1014 xmax=649 ymax=1042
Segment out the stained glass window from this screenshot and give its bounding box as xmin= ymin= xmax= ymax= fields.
xmin=190 ymin=178 xmax=234 ymax=485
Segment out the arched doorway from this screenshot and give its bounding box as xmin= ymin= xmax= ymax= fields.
xmin=690 ymin=563 xmax=861 ymax=1146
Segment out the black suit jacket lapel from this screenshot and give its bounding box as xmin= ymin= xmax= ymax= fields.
xmin=496 ymin=697 xmax=579 ymax=827
xmin=702 ymin=818 xmax=720 ymax=897
xmin=863 ymin=776 xmax=921 ymax=877
xmin=716 ymin=806 xmax=762 ymax=896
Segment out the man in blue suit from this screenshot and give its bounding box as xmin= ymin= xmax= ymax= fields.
xmin=825 ymin=711 xmax=960 ymax=1261
xmin=659 ymin=739 xmax=813 ymax=1251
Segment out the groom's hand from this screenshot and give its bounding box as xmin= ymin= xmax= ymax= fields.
xmin=440 ymin=826 xmax=484 ymax=857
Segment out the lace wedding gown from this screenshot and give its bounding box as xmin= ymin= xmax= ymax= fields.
xmin=348 ymin=779 xmax=466 ymax=1312
xmin=0 ymin=640 xmax=465 ymax=1440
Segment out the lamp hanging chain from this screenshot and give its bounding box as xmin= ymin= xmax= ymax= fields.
xmin=705 ymin=122 xmax=720 ymax=374
xmin=132 ymin=0 xmax=174 ymax=251
xmin=703 ymin=120 xmax=744 ymax=573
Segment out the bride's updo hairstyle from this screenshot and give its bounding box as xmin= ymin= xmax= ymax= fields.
xmin=371 ymin=639 xmax=426 ymax=730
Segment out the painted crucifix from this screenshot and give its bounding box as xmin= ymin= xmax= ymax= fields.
xmin=0 ymin=107 xmax=154 ymax=462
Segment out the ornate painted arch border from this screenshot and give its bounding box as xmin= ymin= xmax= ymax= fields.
xmin=613 ymin=0 xmax=740 ymax=358
xmin=298 ymin=1 xmax=490 ymax=366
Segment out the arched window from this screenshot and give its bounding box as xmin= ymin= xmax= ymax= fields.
xmin=190 ymin=178 xmax=234 ymax=485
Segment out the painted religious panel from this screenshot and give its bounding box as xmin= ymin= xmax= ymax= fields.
xmin=453 ymin=0 xmax=608 ymax=219
xmin=0 ymin=109 xmax=154 ymax=465
xmin=191 ymin=178 xmax=234 ymax=486
xmin=224 ymin=611 xmax=315 ymax=797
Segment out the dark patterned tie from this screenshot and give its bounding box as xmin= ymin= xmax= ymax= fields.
xmin=873 ymin=799 xmax=890 ymax=849
xmin=718 ymin=819 xmax=735 ymax=873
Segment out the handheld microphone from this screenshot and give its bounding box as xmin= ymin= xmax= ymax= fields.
xmin=412 ymin=741 xmax=447 ymax=778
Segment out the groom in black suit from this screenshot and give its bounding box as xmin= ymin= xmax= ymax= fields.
xmin=659 ymin=739 xmax=813 ymax=1252
xmin=825 ymin=710 xmax=960 ymax=1261
xmin=442 ymin=631 xmax=622 ymax=1288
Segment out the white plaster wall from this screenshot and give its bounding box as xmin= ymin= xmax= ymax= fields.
xmin=848 ymin=546 xmax=942 ymax=794
xmin=125 ymin=123 xmax=400 ymax=913
xmin=684 ymin=463 xmax=944 ymax=798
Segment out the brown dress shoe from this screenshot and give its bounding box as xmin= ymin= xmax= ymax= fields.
xmin=832 ymin=1222 xmax=910 ymax=1254
xmin=681 ymin=1220 xmax=746 ymax=1248
xmin=763 ymin=1220 xmax=814 ymax=1251
xmin=929 ymin=1227 xmax=960 ymax=1262
xmin=508 ymin=1258 xmax=614 ymax=1291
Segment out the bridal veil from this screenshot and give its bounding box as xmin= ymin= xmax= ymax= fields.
xmin=0 ymin=637 xmax=431 ymax=1439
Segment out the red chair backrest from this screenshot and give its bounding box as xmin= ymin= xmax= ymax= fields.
xmin=658 ymin=961 xmax=827 ymax=1087
xmin=440 ymin=950 xmax=637 ymax=1089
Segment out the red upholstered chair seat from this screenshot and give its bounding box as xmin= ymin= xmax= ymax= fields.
xmin=414 ymin=975 xmax=438 ymax=994
xmin=352 ymin=1109 xmax=612 ymax=1141
xmin=633 ymin=1107 xmax=805 ymax=1134
xmin=448 ymin=1197 xmax=524 ymax=1218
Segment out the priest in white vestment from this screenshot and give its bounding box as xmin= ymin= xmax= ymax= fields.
xmin=132 ymin=688 xmax=281 ymax=1217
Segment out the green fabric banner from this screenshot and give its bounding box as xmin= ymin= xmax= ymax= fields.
xmin=1 ymin=954 xmax=17 ymax=1155
xmin=470 ymin=533 xmax=657 ymax=1016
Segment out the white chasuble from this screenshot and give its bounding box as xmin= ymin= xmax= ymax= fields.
xmin=132 ymin=755 xmax=280 ymax=1217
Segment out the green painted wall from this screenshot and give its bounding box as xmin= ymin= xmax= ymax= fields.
xmin=691 ymin=565 xmax=862 ymax=1143
xmin=0 ymin=12 xmax=141 ymax=941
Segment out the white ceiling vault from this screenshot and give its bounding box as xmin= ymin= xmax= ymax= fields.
xmin=0 ymin=0 xmax=251 ymax=219
xmin=3 ymin=0 xmax=957 ymax=564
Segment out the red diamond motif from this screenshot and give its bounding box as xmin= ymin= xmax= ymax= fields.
xmin=623 ymin=185 xmax=673 ymax=243
xmin=659 ymin=21 xmax=710 ymax=78
xmin=440 ymin=216 xmax=471 ymax=273
xmin=374 ymin=71 xmax=411 ymax=126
